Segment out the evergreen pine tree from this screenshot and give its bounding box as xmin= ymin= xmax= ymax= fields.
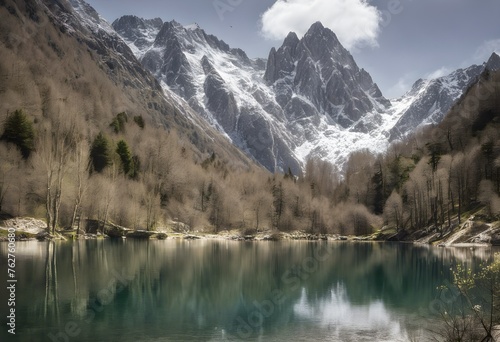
xmin=116 ymin=140 xmax=133 ymax=176
xmin=426 ymin=142 xmax=442 ymax=172
xmin=130 ymin=155 xmax=141 ymax=179
xmin=89 ymin=132 xmax=111 ymax=173
xmin=1 ymin=109 xmax=35 ymax=159
xmin=133 ymin=115 xmax=145 ymax=129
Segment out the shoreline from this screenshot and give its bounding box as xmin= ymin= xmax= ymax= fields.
xmin=1 ymin=216 xmax=499 ymax=248
xmin=0 ymin=226 xmax=496 ymax=248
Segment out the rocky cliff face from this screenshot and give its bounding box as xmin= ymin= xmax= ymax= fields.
xmin=265 ymin=22 xmax=390 ymax=129
xmin=485 ymin=52 xmax=500 ymax=72
xmin=112 ymin=15 xmax=163 ymax=58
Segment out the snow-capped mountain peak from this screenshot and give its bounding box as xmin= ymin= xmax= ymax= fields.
xmin=388 ymin=62 xmax=488 ymax=141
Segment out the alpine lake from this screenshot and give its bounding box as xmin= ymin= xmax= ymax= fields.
xmin=0 ymin=239 xmax=498 ymax=341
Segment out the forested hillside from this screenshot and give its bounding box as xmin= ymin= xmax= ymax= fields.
xmin=1 ymin=0 xmax=499 ymax=239
xmin=337 ymin=68 xmax=500 ymax=239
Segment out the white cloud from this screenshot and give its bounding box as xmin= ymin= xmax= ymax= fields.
xmin=260 ymin=0 xmax=381 ymax=50
xmin=474 ymin=39 xmax=500 ymax=62
xmin=426 ymin=67 xmax=451 ymax=80
xmin=387 ymin=66 xmax=456 ymax=99
xmin=386 ymin=74 xmax=416 ymax=99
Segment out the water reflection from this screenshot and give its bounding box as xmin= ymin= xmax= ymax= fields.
xmin=293 ymin=285 xmax=409 ymax=341
xmin=0 ymin=241 xmax=497 ymax=342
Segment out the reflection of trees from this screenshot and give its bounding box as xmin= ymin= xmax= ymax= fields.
xmin=44 ymin=241 xmax=59 ymax=322
xmin=6 ymin=241 xmax=498 ymax=340
xmin=317 ymin=243 xmax=492 ymax=310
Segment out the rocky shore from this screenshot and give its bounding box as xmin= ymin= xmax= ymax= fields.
xmin=0 ymin=217 xmax=346 ymax=242
xmin=1 ymin=211 xmax=499 ymax=247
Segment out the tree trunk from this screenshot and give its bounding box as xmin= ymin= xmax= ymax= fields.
xmin=70 ymin=197 xmax=79 ymax=233
xmin=46 ymin=176 xmax=53 ymax=234
xmin=457 ymin=177 xmax=462 ymax=225
xmin=255 ymin=203 xmax=260 ymax=232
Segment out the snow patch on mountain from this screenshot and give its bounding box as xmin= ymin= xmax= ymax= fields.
xmin=69 ymin=0 xmax=116 ymax=36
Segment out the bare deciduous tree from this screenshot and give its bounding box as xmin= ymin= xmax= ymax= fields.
xmin=384 ymin=190 xmax=403 ymax=231
xmin=35 ymin=113 xmax=76 ymax=234
xmin=0 ymin=144 xmax=23 ymax=212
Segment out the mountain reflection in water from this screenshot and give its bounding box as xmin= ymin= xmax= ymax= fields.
xmin=0 ymin=240 xmax=496 ymax=341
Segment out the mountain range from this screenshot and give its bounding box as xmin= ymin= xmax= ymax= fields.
xmin=3 ymin=0 xmax=499 ymax=175
xmin=110 ymin=13 xmax=500 ymax=173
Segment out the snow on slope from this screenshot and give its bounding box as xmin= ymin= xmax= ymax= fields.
xmin=299 ymin=62 xmax=486 ymax=169
xmin=388 ymin=65 xmax=484 ymax=140
xmin=69 ymin=0 xmax=117 ymax=36
xmin=122 ymin=26 xmax=159 ymax=59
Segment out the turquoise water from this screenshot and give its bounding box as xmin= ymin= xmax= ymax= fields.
xmin=0 ymin=240 xmax=496 ymax=341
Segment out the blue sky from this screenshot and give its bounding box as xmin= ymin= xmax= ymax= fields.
xmin=86 ymin=0 xmax=500 ymax=98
